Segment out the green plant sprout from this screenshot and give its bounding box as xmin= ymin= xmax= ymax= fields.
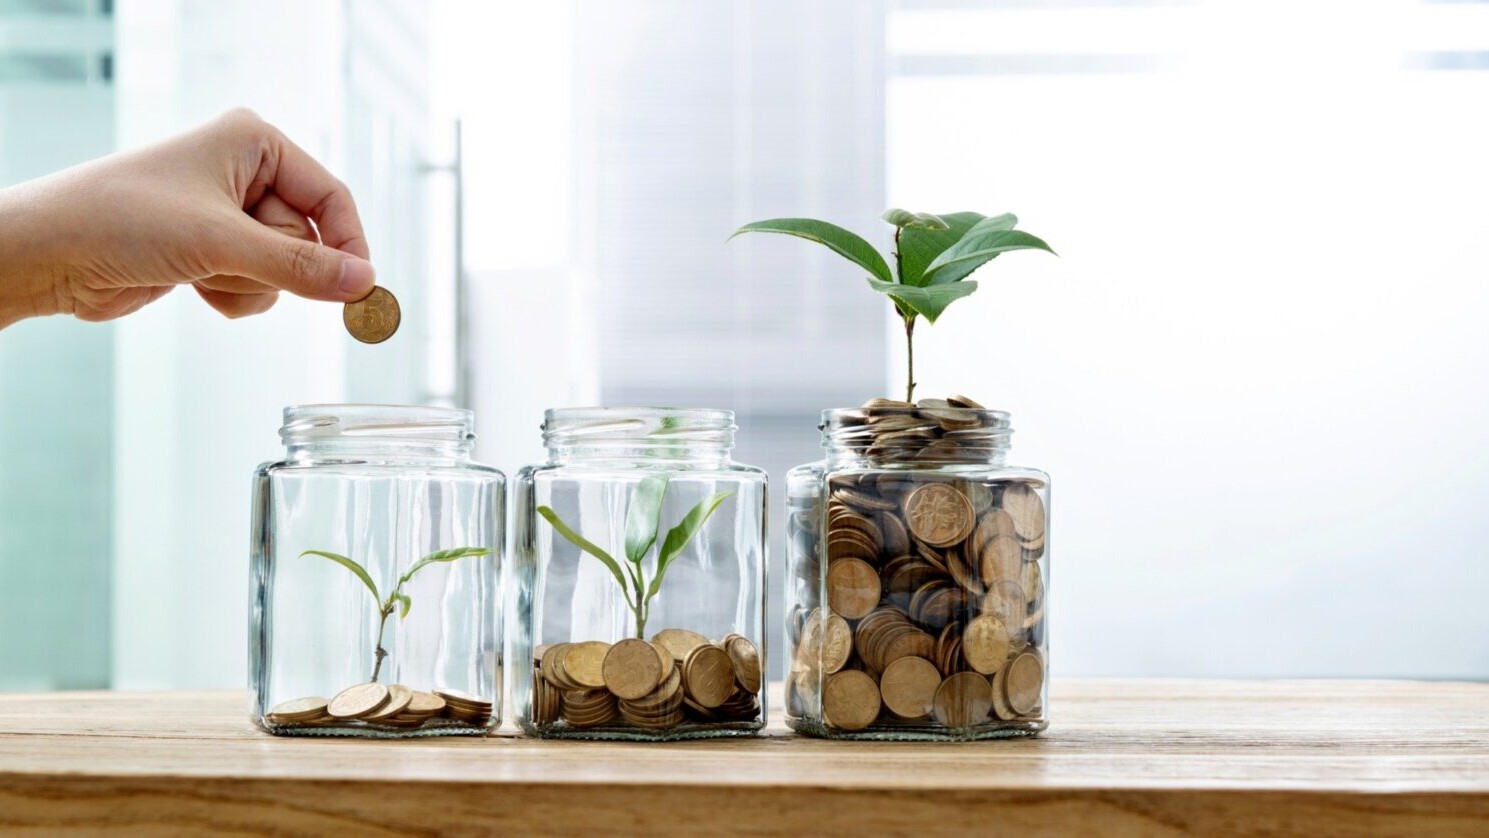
xmin=538 ymin=475 xmax=732 ymax=639
xmin=731 ymin=209 xmax=1055 ymax=402
xmin=300 ymin=546 xmax=491 ymax=682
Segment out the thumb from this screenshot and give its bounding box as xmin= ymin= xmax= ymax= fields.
xmin=224 ymin=217 xmax=375 ymax=302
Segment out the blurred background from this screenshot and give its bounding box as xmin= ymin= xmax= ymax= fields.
xmin=1 ymin=0 xmax=1486 ymax=692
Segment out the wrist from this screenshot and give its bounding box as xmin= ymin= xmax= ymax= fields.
xmin=0 ymin=183 xmax=72 ymax=329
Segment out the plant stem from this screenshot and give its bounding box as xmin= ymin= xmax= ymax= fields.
xmin=904 ymin=314 xmax=917 ymax=403
xmin=892 ymin=226 xmax=917 ymax=403
xmin=369 ymin=603 xmax=393 ymax=682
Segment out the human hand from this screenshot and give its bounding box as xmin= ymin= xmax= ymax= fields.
xmin=0 ymin=108 xmax=374 ymax=328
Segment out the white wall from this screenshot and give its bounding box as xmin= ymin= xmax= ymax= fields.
xmin=888 ymin=0 xmax=1489 ymax=678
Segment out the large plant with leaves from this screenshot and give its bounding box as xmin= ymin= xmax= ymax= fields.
xmin=301 ymin=546 xmax=491 ymax=682
xmin=731 ymin=210 xmax=1054 ymax=402
xmin=538 ymin=475 xmax=731 ymax=639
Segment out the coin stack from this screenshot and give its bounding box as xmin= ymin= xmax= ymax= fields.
xmin=785 ymin=396 xmax=1047 ymax=735
xmin=827 ymin=395 xmax=1011 ymax=464
xmin=530 ymin=629 xmax=762 ymax=734
xmin=265 ymin=682 xmax=492 ymax=732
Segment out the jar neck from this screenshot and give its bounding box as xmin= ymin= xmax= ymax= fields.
xmin=821 ymin=405 xmax=1012 ymax=468
xmin=280 ymin=404 xmax=475 ymax=463
xmin=544 ymin=407 xmax=735 ymax=467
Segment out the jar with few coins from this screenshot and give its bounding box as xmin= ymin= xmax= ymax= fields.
xmin=250 ymin=405 xmax=504 ymax=737
xmin=513 ymin=408 xmax=768 ymax=740
xmin=784 ymin=398 xmax=1049 ymax=740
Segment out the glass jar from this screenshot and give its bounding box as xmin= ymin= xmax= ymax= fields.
xmin=784 ymin=403 xmax=1049 ymax=740
xmin=249 ymin=405 xmax=504 ymax=737
xmin=513 ymin=408 xmax=767 ymax=740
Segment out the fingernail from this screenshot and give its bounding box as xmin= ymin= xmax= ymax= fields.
xmin=338 ymin=258 xmax=375 ymax=296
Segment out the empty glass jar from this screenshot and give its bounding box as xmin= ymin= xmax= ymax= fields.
xmin=513 ymin=408 xmax=767 ymax=740
xmin=784 ymin=401 xmax=1049 ymax=740
xmin=250 ymin=405 xmax=503 ymax=737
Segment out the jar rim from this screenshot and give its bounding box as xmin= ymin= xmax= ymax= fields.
xmin=543 ymin=406 xmax=734 ymax=428
xmin=542 ymin=407 xmax=736 ymax=458
xmin=280 ymin=404 xmax=474 ymax=445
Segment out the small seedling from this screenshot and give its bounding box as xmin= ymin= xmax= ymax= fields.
xmin=538 ymin=475 xmax=731 ymax=639
xmin=731 ymin=209 xmax=1054 ymax=401
xmin=300 ymin=546 xmax=491 ymax=682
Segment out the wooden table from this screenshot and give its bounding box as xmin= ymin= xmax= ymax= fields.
xmin=1 ymin=680 xmax=1485 ymax=835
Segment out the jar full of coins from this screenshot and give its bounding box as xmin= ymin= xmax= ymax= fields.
xmin=513 ymin=408 xmax=768 ymax=740
xmin=250 ymin=405 xmax=504 ymax=737
xmin=784 ymin=397 xmax=1049 ymax=740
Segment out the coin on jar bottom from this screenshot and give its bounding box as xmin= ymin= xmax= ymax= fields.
xmin=932 ymin=671 xmax=993 ymax=728
xmin=342 ymin=285 xmax=401 ymax=344
xmin=327 ymin=683 xmax=389 ymax=719
xmin=823 ymin=669 xmax=882 ymax=731
xmin=603 ymin=638 xmax=665 ymax=700
xmin=880 ymin=655 xmax=942 ymax=719
xmin=1005 ymin=650 xmax=1045 ymax=716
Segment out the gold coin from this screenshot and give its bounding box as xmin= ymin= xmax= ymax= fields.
xmin=1021 ymin=561 xmax=1044 ymax=607
xmin=650 ymin=628 xmax=708 ymax=662
xmin=978 ymin=534 xmax=1023 ymax=584
xmin=903 ymin=483 xmax=975 ymax=548
xmin=682 ymin=644 xmax=737 ymax=708
xmin=980 ymin=580 xmax=1028 ymax=643
xmin=362 ymin=683 xmax=413 ymax=721
xmin=327 ymin=683 xmax=390 ymax=719
xmin=561 ymin=640 xmax=611 ymax=689
xmin=726 ymin=635 xmax=762 ymax=694
xmin=822 ymin=670 xmax=881 ymax=731
xmin=826 ymin=557 xmax=881 ymax=620
xmin=932 ymin=671 xmax=993 ymax=728
xmin=1005 ymin=650 xmax=1045 ymax=716
xmin=878 ymin=512 xmax=910 ymax=557
xmin=434 ymin=687 xmax=492 ymax=708
xmin=962 ymin=613 xmax=1012 ymax=675
xmin=627 ymin=665 xmax=683 ymax=711
xmin=1000 ymin=483 xmax=1046 ymax=541
xmin=342 ymin=285 xmax=401 ymax=344
xmin=880 ymin=656 xmax=942 ymax=719
xmin=405 ymin=690 xmax=446 ymax=717
xmin=540 ymin=642 xmax=575 ymax=689
xmin=822 ymin=612 xmax=854 ymax=674
xmin=602 ymin=638 xmax=665 ymax=700
xmin=947 ymin=394 xmax=984 ymax=409
xmin=990 ymin=664 xmax=1018 ymax=720
xmin=266 ymin=696 xmax=329 ymax=722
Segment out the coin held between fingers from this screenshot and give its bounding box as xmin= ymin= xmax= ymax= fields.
xmin=343 ymin=285 xmax=400 ymax=344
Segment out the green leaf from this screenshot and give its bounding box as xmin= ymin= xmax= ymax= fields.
xmin=300 ymin=550 xmax=380 ymax=604
xmin=646 ymin=492 xmax=733 ymax=604
xmin=898 ymin=211 xmax=1001 ymax=287
xmin=623 ymin=475 xmax=669 ymax=566
xmin=398 ymin=546 xmax=491 ymax=587
xmin=730 ymin=218 xmax=892 ymax=284
xmin=866 ymin=278 xmax=979 ymax=323
xmin=881 ymin=208 xmax=949 ymax=231
xmin=921 ymin=226 xmax=1055 ymax=286
xmin=537 ymin=506 xmax=634 ymax=607
xmin=394 ymin=593 xmax=412 ymax=619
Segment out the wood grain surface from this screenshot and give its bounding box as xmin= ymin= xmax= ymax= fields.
xmin=1 ymin=679 xmax=1485 ymax=835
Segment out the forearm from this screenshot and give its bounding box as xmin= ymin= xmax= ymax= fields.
xmin=0 ymin=179 xmax=70 ymax=329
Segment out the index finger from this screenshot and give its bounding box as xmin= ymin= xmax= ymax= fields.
xmin=259 ymin=129 xmax=370 ymax=261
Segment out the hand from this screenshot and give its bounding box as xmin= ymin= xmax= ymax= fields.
xmin=0 ymin=108 xmax=375 ymax=328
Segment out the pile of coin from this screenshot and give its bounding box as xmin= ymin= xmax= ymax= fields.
xmin=264 ymin=682 xmax=493 ymax=731
xmin=826 ymin=395 xmax=1010 ymax=463
xmin=785 ymin=396 xmax=1047 ymax=735
xmin=529 ymin=629 xmax=762 ymax=733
